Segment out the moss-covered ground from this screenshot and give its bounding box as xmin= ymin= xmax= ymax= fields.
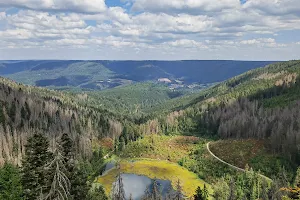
xmin=97 ymin=159 xmax=212 ymax=198
xmin=119 ymin=135 xmax=199 ymax=162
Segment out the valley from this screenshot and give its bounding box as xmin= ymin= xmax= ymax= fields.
xmin=1 ymin=60 xmax=300 ymax=200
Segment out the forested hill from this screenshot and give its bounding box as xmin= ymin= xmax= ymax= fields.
xmin=0 ymin=60 xmax=274 ymax=90
xmin=143 ymin=60 xmax=300 ymax=161
xmin=0 ymin=76 xmax=123 ymax=166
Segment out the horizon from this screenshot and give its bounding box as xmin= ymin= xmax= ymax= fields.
xmin=0 ymin=59 xmax=284 ymax=62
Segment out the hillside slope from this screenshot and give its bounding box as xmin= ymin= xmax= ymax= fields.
xmin=0 ymin=77 xmax=123 ymax=166
xmin=141 ymin=60 xmax=300 ymax=162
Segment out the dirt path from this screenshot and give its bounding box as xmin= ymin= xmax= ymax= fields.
xmin=206 ymin=142 xmax=272 ymax=182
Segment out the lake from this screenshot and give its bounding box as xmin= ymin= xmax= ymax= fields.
xmin=117 ymin=173 xmax=173 ymax=200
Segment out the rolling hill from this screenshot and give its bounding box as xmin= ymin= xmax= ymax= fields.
xmin=0 ymin=60 xmax=275 ymax=90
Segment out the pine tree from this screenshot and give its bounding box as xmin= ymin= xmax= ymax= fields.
xmin=151 ymin=179 xmax=162 ymax=200
xmin=61 ymin=133 xmax=74 ymax=166
xmin=228 ymin=178 xmax=236 ymax=200
xmin=21 ymin=133 xmax=52 ymax=200
xmin=202 ymin=184 xmax=209 ymax=200
xmin=173 ymin=179 xmax=184 ymax=200
xmin=87 ymin=186 xmax=108 ymax=200
xmin=70 ymin=165 xmax=89 ymax=200
xmin=142 ymin=179 xmax=162 ymax=200
xmin=194 ymin=186 xmax=203 ymax=200
xmin=60 ymin=133 xmax=89 ymax=200
xmin=0 ymin=163 xmax=23 ymax=200
xmin=294 ymin=167 xmax=300 ymax=187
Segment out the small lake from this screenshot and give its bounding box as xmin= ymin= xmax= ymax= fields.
xmin=101 ymin=162 xmax=174 ymax=200
xmin=119 ymin=174 xmax=173 ymax=200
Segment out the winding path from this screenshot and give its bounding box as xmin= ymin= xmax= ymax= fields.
xmin=206 ymin=142 xmax=272 ymax=182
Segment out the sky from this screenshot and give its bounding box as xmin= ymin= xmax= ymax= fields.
xmin=0 ymin=0 xmax=300 ymax=60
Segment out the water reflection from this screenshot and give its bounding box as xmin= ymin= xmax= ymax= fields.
xmin=120 ymin=174 xmax=173 ymax=200
xmin=103 ymin=161 xmax=115 ymax=173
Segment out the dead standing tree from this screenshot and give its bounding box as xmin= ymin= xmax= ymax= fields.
xmin=45 ymin=143 xmax=71 ymax=200
xmin=112 ymin=162 xmax=126 ymax=200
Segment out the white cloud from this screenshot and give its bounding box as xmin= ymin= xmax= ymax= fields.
xmin=0 ymin=28 xmax=33 ymax=39
xmin=131 ymin=0 xmax=241 ymax=14
xmin=0 ymin=0 xmax=300 ymax=59
xmin=165 ymin=39 xmax=207 ymax=48
xmin=243 ymin=0 xmax=300 ymax=16
xmin=0 ymin=12 xmax=6 ymax=20
xmin=0 ymin=0 xmax=106 ymax=13
xmin=240 ymin=38 xmax=286 ymax=48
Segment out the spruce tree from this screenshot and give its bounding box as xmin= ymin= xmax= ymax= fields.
xmin=87 ymin=186 xmax=108 ymax=200
xmin=202 ymin=184 xmax=209 ymax=200
xmin=173 ymin=179 xmax=184 ymax=200
xmin=60 ymin=133 xmax=89 ymax=200
xmin=194 ymin=185 xmax=209 ymax=200
xmin=22 ymin=133 xmax=52 ymax=200
xmin=0 ymin=163 xmax=23 ymax=200
xmin=70 ymin=166 xmax=89 ymax=200
xmin=151 ymin=179 xmax=162 ymax=200
xmin=194 ymin=186 xmax=203 ymax=200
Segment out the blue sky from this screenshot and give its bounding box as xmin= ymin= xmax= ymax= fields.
xmin=0 ymin=0 xmax=300 ymax=60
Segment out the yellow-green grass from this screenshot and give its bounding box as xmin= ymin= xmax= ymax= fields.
xmin=97 ymin=159 xmax=212 ymax=198
xmin=120 ymin=135 xmax=200 ymax=162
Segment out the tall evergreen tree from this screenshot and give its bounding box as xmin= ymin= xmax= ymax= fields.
xmin=0 ymin=163 xmax=23 ymax=200
xmin=142 ymin=179 xmax=162 ymax=200
xmin=87 ymin=186 xmax=108 ymax=200
xmin=194 ymin=185 xmax=209 ymax=200
xmin=173 ymin=179 xmax=184 ymax=200
xmin=69 ymin=165 xmax=89 ymax=200
xmin=194 ymin=186 xmax=203 ymax=200
xmin=22 ymin=133 xmax=52 ymax=200
xmin=60 ymin=133 xmax=89 ymax=200
xmin=151 ymin=179 xmax=162 ymax=200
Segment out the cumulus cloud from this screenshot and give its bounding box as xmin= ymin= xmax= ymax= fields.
xmin=131 ymin=0 xmax=241 ymax=14
xmin=0 ymin=0 xmax=300 ymax=59
xmin=243 ymin=0 xmax=300 ymax=16
xmin=239 ymin=38 xmax=286 ymax=47
xmin=165 ymin=39 xmax=207 ymax=48
xmin=0 ymin=0 xmax=106 ymax=13
xmin=0 ymin=12 xmax=6 ymax=20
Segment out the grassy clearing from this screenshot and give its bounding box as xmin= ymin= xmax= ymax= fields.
xmin=120 ymin=135 xmax=199 ymax=162
xmin=97 ymin=159 xmax=212 ymax=198
xmin=209 ymin=139 xmax=296 ymax=179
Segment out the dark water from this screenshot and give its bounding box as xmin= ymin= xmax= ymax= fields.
xmin=103 ymin=161 xmax=115 ymax=174
xmin=118 ymin=174 xmax=173 ymax=200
